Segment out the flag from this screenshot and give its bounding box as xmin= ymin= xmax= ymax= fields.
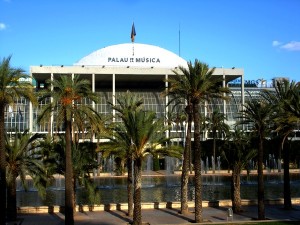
xmin=131 ymin=23 xmax=136 ymax=42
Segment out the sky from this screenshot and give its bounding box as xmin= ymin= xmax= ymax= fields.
xmin=1 ymin=0 xmax=300 ymax=84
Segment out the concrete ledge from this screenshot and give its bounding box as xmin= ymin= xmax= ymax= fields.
xmin=17 ymin=206 xmax=61 ymax=213
xmin=17 ymin=198 xmax=300 ymax=213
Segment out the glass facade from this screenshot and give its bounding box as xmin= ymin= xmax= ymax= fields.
xmin=20 ymin=65 xmax=246 ymax=140
xmin=5 ymin=97 xmax=29 ymax=134
xmin=5 ymin=82 xmax=274 ymax=141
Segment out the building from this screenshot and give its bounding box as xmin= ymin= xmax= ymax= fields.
xmin=7 ymin=43 xmax=245 ymax=141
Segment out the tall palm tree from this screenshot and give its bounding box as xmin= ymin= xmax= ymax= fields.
xmin=165 ymin=73 xmax=193 ymax=215
xmin=38 ymin=75 xmax=101 ymax=225
xmin=206 ymin=110 xmax=229 ymax=173
xmin=240 ymin=98 xmax=272 ymax=220
xmin=167 ymin=59 xmax=229 ymax=222
xmin=126 ymin=109 xmax=181 ymax=225
xmin=222 ymin=128 xmax=256 ymax=212
xmin=261 ymin=79 xmax=299 ymax=209
xmin=108 ymin=91 xmax=143 ymax=217
xmin=0 ymin=55 xmax=37 ymax=225
xmin=5 ymin=130 xmax=49 ymax=221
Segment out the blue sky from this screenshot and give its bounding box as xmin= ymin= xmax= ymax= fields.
xmin=1 ymin=0 xmax=300 ymax=84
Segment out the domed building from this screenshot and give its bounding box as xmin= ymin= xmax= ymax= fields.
xmin=5 ymin=42 xmax=246 ymax=149
xmin=29 ymin=43 xmax=244 ymax=137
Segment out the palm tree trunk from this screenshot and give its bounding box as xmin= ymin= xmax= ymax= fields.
xmin=0 ymin=105 xmax=7 ymax=225
xmin=232 ymin=165 xmax=242 ymax=212
xmin=133 ymin=157 xmax=142 ymax=225
xmin=180 ymin=106 xmax=192 ymax=215
xmin=193 ymin=102 xmax=203 ymax=223
xmin=7 ymin=175 xmax=17 ymax=221
xmin=277 ymin=136 xmax=283 ymax=172
xmin=127 ymin=157 xmax=133 ymax=217
xmin=283 ymin=143 xmax=292 ymax=209
xmin=257 ymin=135 xmax=265 ymax=220
xmin=73 ymin=176 xmax=77 ymax=211
xmin=65 ymin=119 xmax=75 ymax=225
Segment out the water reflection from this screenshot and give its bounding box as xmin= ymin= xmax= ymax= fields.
xmin=17 ymin=173 xmax=300 ymax=207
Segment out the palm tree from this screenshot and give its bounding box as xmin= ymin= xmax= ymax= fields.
xmin=107 ymin=91 xmax=143 ymax=217
xmin=240 ymin=98 xmax=272 ymax=220
xmin=100 ymin=122 xmax=134 ymax=215
xmin=41 ymin=135 xmax=100 ymax=206
xmin=282 ymin=82 xmax=300 ymax=209
xmin=5 ymin=130 xmax=49 ymax=221
xmin=261 ymin=79 xmax=299 ymax=210
xmin=206 ymin=110 xmax=229 ymax=173
xmin=167 ymin=59 xmax=229 ymax=222
xmin=165 ymin=75 xmax=193 ymax=215
xmin=38 ymin=75 xmax=101 ymax=225
xmin=126 ymin=109 xmax=181 ymax=225
xmin=222 ymin=128 xmax=256 ymax=212
xmin=0 ymin=55 xmax=37 ymax=225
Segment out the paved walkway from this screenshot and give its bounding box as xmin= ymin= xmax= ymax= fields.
xmin=15 ymin=204 xmax=300 ymax=225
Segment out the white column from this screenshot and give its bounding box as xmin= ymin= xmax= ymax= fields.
xmin=92 ymin=73 xmax=95 ymax=142
xmin=29 ymin=101 xmax=33 ymax=132
xmin=50 ymin=73 xmax=54 ymax=136
xmin=92 ymin=74 xmax=95 ymax=93
xmin=29 ymin=73 xmax=33 ymax=133
xmin=241 ymin=74 xmax=245 ymax=106
xmin=223 ymin=70 xmax=227 ymax=115
xmin=165 ymin=74 xmax=169 ymax=139
xmin=112 ymin=74 xmax=116 ymax=122
xmin=241 ymin=73 xmax=245 ymax=130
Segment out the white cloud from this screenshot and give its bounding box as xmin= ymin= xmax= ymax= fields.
xmin=272 ymin=40 xmax=281 ymax=46
xmin=280 ymin=41 xmax=300 ymax=51
xmin=0 ymin=23 xmax=6 ymax=30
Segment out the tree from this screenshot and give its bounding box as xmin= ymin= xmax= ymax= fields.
xmin=165 ymin=71 xmax=193 ymax=215
xmin=104 ymin=91 xmax=181 ymax=223
xmin=127 ymin=109 xmax=181 ymax=225
xmin=240 ymin=98 xmax=272 ymax=220
xmin=206 ymin=110 xmax=229 ymax=173
xmin=38 ymin=75 xmax=101 ymax=225
xmin=166 ymin=59 xmax=229 ymax=222
xmin=100 ymin=122 xmax=134 ymax=216
xmin=261 ymin=79 xmax=300 ymax=209
xmin=0 ymin=55 xmax=37 ymax=225
xmin=5 ymin=130 xmax=49 ymax=221
xmin=106 ymin=91 xmax=144 ymax=217
xmin=222 ymin=128 xmax=256 ymax=212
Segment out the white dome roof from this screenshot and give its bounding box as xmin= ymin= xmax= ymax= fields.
xmin=74 ymin=43 xmax=187 ymax=68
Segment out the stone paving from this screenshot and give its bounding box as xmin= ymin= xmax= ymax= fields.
xmin=16 ymin=204 xmax=300 ymax=225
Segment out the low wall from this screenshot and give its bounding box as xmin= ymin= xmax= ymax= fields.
xmin=17 ymin=198 xmax=300 ymax=213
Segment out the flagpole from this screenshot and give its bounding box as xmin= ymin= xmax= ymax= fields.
xmin=131 ymin=22 xmax=136 ymax=56
xmin=132 ymin=43 xmax=134 ymax=56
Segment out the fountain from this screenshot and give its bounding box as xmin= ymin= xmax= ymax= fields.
xmin=165 ymin=156 xmax=178 ymax=175
xmin=212 ymin=156 xmax=215 ymax=173
xmin=146 ymin=155 xmax=153 ymax=172
xmin=143 ymin=155 xmax=154 ymax=187
xmin=201 ymin=159 xmax=205 ymax=173
xmin=17 ymin=172 xmax=300 ymax=207
xmin=205 ymin=156 xmax=209 ymax=174
xmin=217 ymin=156 xmax=221 ymax=173
xmin=15 ymin=156 xmax=300 ymax=207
